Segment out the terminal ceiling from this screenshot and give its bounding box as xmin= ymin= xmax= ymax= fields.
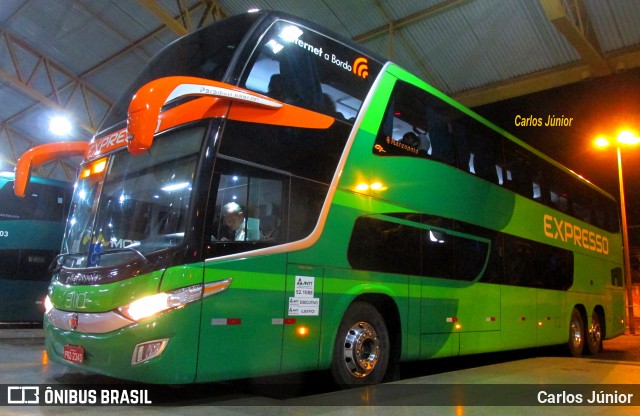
xmin=1 ymin=0 xmax=640 ymax=181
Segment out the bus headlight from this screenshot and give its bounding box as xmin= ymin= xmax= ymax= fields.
xmin=118 ymin=285 xmax=203 ymax=322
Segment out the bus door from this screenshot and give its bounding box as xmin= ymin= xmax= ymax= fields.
xmin=280 ymin=264 xmax=323 ymax=373
xmin=197 ymin=255 xmax=287 ymax=381
xmin=196 ymin=163 xmax=289 ymax=381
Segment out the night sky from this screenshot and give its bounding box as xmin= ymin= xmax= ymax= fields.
xmin=474 ymin=67 xmax=640 ymax=240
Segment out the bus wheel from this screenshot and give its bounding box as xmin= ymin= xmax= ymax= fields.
xmin=568 ymin=308 xmax=585 ymax=357
xmin=331 ymin=302 xmax=390 ymax=386
xmin=586 ymin=310 xmax=603 ymax=355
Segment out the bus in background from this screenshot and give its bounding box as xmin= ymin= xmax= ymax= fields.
xmin=0 ymin=172 xmax=72 ymax=324
xmin=14 ymin=11 xmax=624 ymax=385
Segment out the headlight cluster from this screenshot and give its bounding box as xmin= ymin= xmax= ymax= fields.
xmin=118 ymin=285 xmax=203 ymax=322
xmin=44 ymin=279 xmax=232 ymax=323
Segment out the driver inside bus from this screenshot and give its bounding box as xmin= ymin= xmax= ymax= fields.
xmin=220 ymin=202 xmax=246 ymax=241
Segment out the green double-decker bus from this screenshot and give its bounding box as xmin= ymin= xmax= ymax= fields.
xmin=15 ymin=10 xmax=624 ymax=385
xmin=0 ymin=172 xmax=71 ymax=323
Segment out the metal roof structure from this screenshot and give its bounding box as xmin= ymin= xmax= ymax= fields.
xmin=1 ymin=0 xmax=640 ymax=181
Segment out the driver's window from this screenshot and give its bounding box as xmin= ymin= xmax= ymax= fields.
xmin=208 ymin=160 xmax=286 ymax=248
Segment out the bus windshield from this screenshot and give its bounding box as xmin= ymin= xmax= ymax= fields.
xmin=61 ymin=126 xmax=205 ymax=268
xmin=101 ymin=13 xmax=260 ymax=130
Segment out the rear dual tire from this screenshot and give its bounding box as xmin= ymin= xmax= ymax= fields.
xmin=568 ymin=307 xmax=603 ymax=357
xmin=586 ymin=310 xmax=603 ymax=355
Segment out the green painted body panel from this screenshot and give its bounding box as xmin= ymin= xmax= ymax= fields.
xmin=48 ymin=270 xmax=164 ymax=313
xmin=159 ymin=263 xmax=204 ymax=292
xmin=44 ymin=300 xmax=201 ymax=384
xmin=196 ymin=254 xmax=287 ymax=381
xmin=338 ymin=73 xmax=516 ymax=233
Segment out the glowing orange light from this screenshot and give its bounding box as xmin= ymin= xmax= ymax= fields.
xmin=79 ymin=158 xmax=107 ymax=179
xmin=296 ymin=326 xmax=310 ymax=336
xmin=354 ymin=181 xmax=388 ymax=192
xmin=594 ymin=137 xmax=610 ymax=148
xmin=617 ymin=130 xmax=640 ymax=146
xmin=92 ymin=158 xmax=107 ymax=174
xmin=454 ymin=323 xmax=462 ymax=330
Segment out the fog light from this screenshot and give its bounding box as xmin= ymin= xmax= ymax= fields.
xmin=131 ymin=339 xmax=169 ymax=365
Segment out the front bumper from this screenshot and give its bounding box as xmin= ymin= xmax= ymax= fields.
xmin=44 ymin=303 xmax=201 ymax=384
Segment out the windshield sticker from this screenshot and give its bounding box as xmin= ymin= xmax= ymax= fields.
xmin=83 ymin=232 xmax=140 ymax=252
xmin=292 ymin=35 xmax=369 ymax=80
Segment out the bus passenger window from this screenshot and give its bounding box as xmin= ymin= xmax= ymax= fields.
xmin=572 ymin=185 xmax=594 ymax=224
xmin=451 ymin=115 xmax=507 ymax=186
xmin=373 ymin=80 xmax=455 ymax=164
xmin=503 ymin=143 xmax=543 ymax=200
xmin=347 ymin=216 xmax=422 ymax=276
xmin=546 ymin=169 xmax=571 ymax=213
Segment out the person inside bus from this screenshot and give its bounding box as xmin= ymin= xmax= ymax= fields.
xmin=219 ymin=202 xmax=247 ymax=241
xmin=400 ymin=132 xmax=428 ymax=157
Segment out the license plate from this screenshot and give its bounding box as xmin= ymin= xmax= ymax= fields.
xmin=63 ymin=345 xmax=85 ymax=364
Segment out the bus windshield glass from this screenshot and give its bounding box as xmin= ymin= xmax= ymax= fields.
xmin=101 ymin=13 xmax=260 ymax=129
xmin=240 ymin=19 xmax=380 ymax=121
xmin=61 ymin=126 xmax=205 ymax=268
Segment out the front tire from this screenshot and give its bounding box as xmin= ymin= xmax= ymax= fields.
xmin=568 ymin=307 xmax=585 ymax=357
xmin=330 ymin=302 xmax=390 ymax=386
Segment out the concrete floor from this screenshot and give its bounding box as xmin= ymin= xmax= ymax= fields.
xmin=1 ymin=328 xmax=640 ymax=415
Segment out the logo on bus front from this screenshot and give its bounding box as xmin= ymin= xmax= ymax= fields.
xmin=69 ymin=313 xmax=79 ymax=331
xmin=87 ymin=128 xmax=128 ymax=159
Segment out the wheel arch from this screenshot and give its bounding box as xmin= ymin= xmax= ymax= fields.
xmin=572 ymin=303 xmax=588 ymax=327
xmin=320 ymin=291 xmax=404 ymax=376
xmin=350 ymin=293 xmax=403 ymax=367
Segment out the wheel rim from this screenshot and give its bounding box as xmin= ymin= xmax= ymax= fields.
xmin=589 ymin=317 xmax=602 ymax=345
xmin=342 ymin=321 xmax=381 ymax=378
xmin=570 ymin=317 xmax=583 ymax=350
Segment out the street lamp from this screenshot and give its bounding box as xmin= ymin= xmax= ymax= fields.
xmin=595 ymin=130 xmax=639 ymax=335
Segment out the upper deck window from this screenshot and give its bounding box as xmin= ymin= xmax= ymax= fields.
xmin=240 ymin=20 xmax=381 ymax=122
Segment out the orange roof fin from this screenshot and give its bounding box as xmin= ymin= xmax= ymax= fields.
xmin=14 ymin=141 xmax=88 ymax=197
xmin=127 ymin=76 xmax=283 ymax=154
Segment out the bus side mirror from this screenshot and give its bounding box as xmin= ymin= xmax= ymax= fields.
xmin=14 ymin=142 xmax=88 ymax=197
xmin=127 ymin=76 xmax=282 ymax=155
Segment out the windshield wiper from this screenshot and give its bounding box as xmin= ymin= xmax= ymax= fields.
xmin=49 ymin=253 xmax=67 ymax=274
xmin=101 ymin=247 xmax=151 ymax=264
